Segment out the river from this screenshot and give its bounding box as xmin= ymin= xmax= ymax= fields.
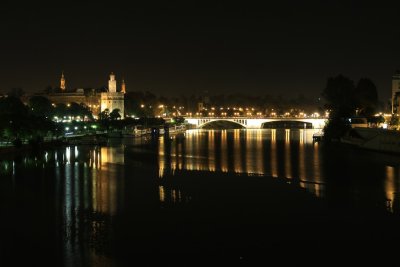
xmin=1 ymin=129 xmax=400 ymax=265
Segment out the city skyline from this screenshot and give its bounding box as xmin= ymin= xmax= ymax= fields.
xmin=0 ymin=1 xmax=399 ymax=101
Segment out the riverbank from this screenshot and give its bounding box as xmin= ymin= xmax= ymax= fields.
xmin=338 ymin=127 xmax=400 ymax=155
xmin=0 ymin=140 xmax=65 ymax=157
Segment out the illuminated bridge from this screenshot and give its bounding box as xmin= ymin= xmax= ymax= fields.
xmin=184 ymin=117 xmax=327 ymax=129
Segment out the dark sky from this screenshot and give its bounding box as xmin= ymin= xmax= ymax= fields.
xmin=1 ymin=1 xmax=399 ymax=101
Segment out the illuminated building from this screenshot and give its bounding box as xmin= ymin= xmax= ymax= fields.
xmin=60 ymin=71 xmax=66 ymax=91
xmin=31 ymin=72 xmax=126 ymax=117
xmin=100 ymin=72 xmax=125 ymax=117
xmin=392 ymin=70 xmax=400 ymax=114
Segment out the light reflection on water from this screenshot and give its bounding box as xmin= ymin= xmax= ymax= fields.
xmin=2 ymin=129 xmax=400 ymax=265
xmin=158 ymin=129 xmax=325 ymax=197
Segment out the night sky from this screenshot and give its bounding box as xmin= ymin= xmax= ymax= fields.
xmin=1 ymin=1 xmax=399 ymax=101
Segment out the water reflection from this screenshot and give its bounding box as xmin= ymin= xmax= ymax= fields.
xmin=158 ymin=129 xmax=326 ymax=197
xmin=2 ymin=129 xmax=400 ymax=265
xmin=58 ymin=146 xmax=124 ymax=265
xmin=386 ymin=166 xmax=397 ymax=212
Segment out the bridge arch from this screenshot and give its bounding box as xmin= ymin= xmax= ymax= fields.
xmin=199 ymin=119 xmax=245 ymax=129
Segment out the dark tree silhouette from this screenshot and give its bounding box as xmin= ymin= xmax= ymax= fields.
xmin=355 ymin=78 xmax=378 ymax=117
xmin=322 ymin=75 xmax=356 ymax=141
xmin=110 ymin=109 xmax=121 ymax=120
xmin=98 ymin=109 xmax=110 ymax=121
xmin=322 ymin=74 xmax=356 ymax=118
xmin=29 ymin=96 xmax=53 ymax=118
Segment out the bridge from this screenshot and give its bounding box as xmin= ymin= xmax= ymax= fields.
xmin=184 ymin=117 xmax=327 ymax=129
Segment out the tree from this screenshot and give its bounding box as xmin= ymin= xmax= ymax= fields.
xmin=110 ymin=109 xmax=121 ymax=120
xmin=322 ymin=74 xmax=356 ymax=118
xmin=390 ymin=115 xmax=399 ymax=129
xmin=355 ymin=78 xmax=378 ymax=117
xmin=0 ymin=96 xmax=28 ymax=117
xmin=322 ymin=75 xmax=356 ymax=141
xmin=68 ymin=102 xmax=92 ymax=119
xmin=98 ymin=109 xmax=110 ymax=121
xmin=29 ymin=96 xmax=53 ymax=118
xmin=53 ymin=103 xmax=67 ymax=118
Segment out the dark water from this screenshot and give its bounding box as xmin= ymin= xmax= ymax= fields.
xmin=1 ymin=129 xmax=400 ymax=265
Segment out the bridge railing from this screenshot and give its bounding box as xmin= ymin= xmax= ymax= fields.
xmin=184 ymin=116 xmax=327 ymax=119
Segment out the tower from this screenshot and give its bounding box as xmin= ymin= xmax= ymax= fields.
xmin=60 ymin=71 xmax=66 ymax=90
xmin=392 ymin=71 xmax=400 ymax=114
xmin=108 ymin=72 xmax=117 ymax=93
xmin=121 ymin=79 xmax=126 ymax=93
xmin=101 ymin=72 xmax=125 ymax=118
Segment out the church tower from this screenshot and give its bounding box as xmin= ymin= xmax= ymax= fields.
xmin=121 ymin=79 xmax=126 ymax=93
xmin=60 ymin=71 xmax=66 ymax=91
xmin=108 ymin=72 xmax=117 ymax=93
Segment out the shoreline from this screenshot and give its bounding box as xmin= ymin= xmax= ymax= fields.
xmin=0 ymin=140 xmax=65 ymax=156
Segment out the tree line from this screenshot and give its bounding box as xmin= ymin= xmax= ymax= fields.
xmin=322 ymin=75 xmax=381 ymax=140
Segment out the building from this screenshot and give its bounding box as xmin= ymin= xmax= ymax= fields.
xmin=100 ymin=73 xmax=125 ymax=117
xmin=392 ymin=70 xmax=400 ymax=114
xmin=60 ymin=71 xmax=66 ymax=90
xmin=35 ymin=72 xmax=126 ymax=118
xmin=46 ymin=88 xmax=102 ymax=116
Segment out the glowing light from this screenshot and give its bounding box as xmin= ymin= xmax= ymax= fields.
xmin=159 ymin=186 xmax=165 ymax=202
